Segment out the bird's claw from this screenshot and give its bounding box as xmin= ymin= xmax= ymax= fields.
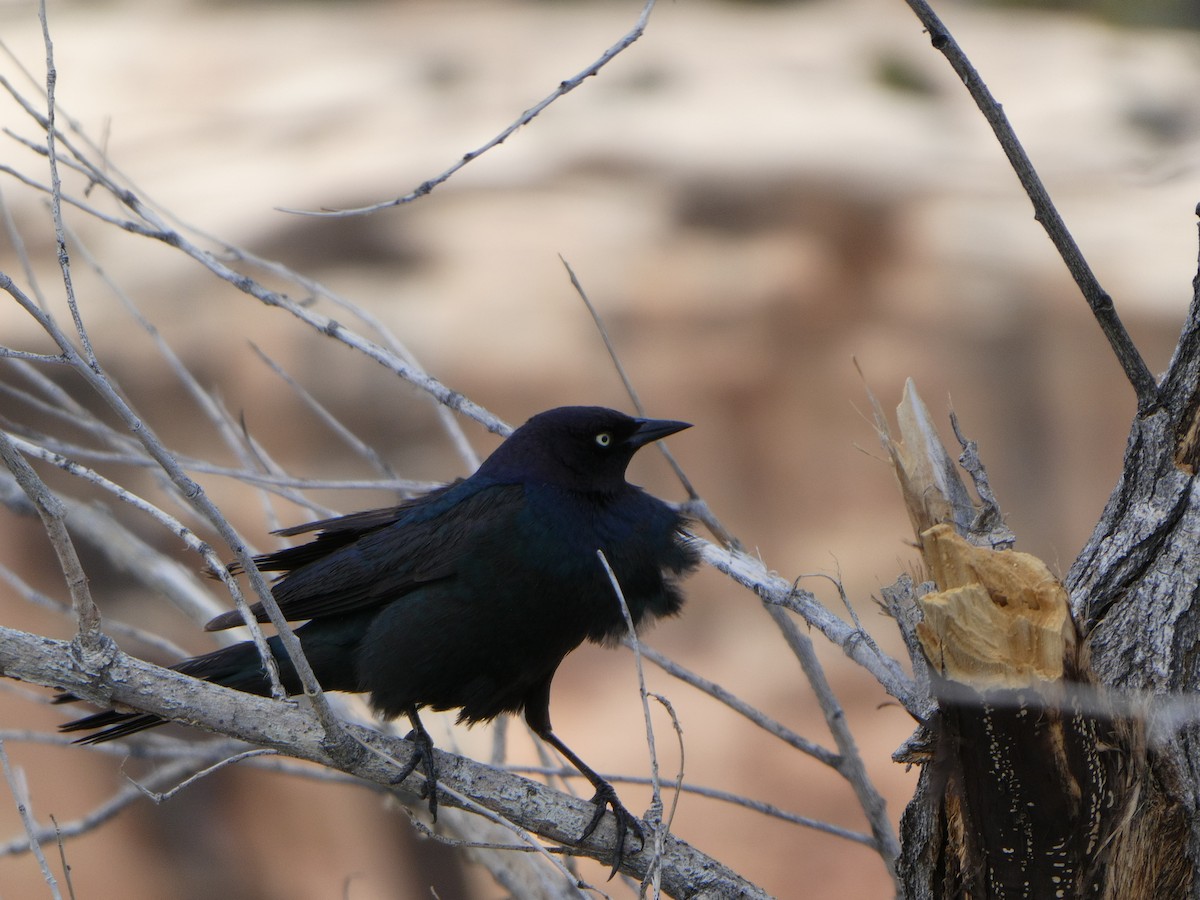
xmin=391 ymin=727 xmax=439 ymax=822
xmin=578 ymin=781 xmax=644 ymax=879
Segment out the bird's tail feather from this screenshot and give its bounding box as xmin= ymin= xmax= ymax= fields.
xmin=55 ymin=638 xmax=281 ymax=744
xmin=54 ymin=614 xmax=372 ymax=744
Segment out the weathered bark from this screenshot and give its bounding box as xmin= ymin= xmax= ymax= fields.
xmin=0 ymin=626 xmax=767 ymax=900
xmin=1061 ymin=235 xmax=1200 ymax=898
xmin=888 ymin=240 xmax=1200 ymax=900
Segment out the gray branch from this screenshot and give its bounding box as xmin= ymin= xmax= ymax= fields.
xmin=0 ymin=624 xmax=766 ymax=899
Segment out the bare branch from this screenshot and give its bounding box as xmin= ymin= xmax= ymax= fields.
xmin=0 ymin=738 xmax=61 ymax=897
xmin=130 ymin=749 xmax=280 ymax=803
xmin=763 ymin=604 xmax=900 ymax=887
xmin=699 ymin=540 xmax=919 ymax=713
xmin=39 ymin=0 xmax=93 ymax=371
xmin=508 ymin=766 xmax=880 ymax=847
xmin=1 ymin=563 xmax=191 ymax=659
xmin=284 ymin=0 xmax=659 ymax=218
xmin=600 ymin=549 xmax=667 ymax=895
xmin=631 ymin=640 xmax=840 ymax=769
xmin=0 ymin=624 xmax=768 ymax=896
xmin=562 ymin=255 xmax=740 ymax=549
xmin=898 ymin=0 xmax=1158 ymax=412
xmin=0 ymin=758 xmax=199 ymax=858
xmin=0 ymin=430 xmax=101 ymax=644
xmin=250 ymin=344 xmax=400 ymax=486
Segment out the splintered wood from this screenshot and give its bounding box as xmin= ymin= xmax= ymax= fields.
xmin=873 ymin=379 xmax=1076 ymax=687
xmin=878 ymin=381 xmax=1186 ymax=899
xmin=882 ymin=378 xmax=976 ymax=541
xmin=916 ymin=524 xmax=1076 ymax=688
xmin=877 ymin=382 xmax=1079 ymax=687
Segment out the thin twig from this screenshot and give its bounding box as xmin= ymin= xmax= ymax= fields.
xmin=3 ymin=359 xmax=137 ymax=456
xmin=811 ymin=569 xmax=891 ymax=681
xmin=647 ymin=694 xmax=686 ymax=840
xmin=250 ymin=344 xmax=400 ymax=485
xmin=899 ymin=0 xmax=1158 ymax=413
xmin=561 ymin=255 xmax=740 ymax=549
xmin=599 ymin=549 xmax=666 ymax=896
xmin=1 ymin=563 xmax=191 ymax=659
xmin=631 ymin=639 xmax=840 ymax=768
xmin=130 ymin=749 xmax=279 ymax=802
xmin=0 ymin=186 xmax=47 ymax=311
xmin=283 ymin=0 xmax=659 ymax=218
xmin=764 ymin=605 xmax=900 ymax=886
xmin=1 ymin=431 xmax=435 ymax=496
xmin=50 ymin=816 xmax=75 ymax=900
xmin=700 ymin=540 xmax=920 ymax=714
xmin=0 ymin=348 xmax=63 ymax=363
xmin=0 ymin=738 xmax=62 ymax=897
xmin=0 ymin=429 xmax=102 ymax=646
xmin=235 ymin=267 xmax=484 ymax=468
xmin=507 ymin=766 xmax=878 ymax=847
xmin=39 ymin=0 xmax=93 ymax=370
xmin=0 ymin=758 xmax=198 ymax=858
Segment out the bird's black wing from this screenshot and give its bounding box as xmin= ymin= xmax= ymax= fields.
xmin=242 ymin=482 xmax=462 ymax=574
xmin=207 ymin=481 xmax=523 ymax=631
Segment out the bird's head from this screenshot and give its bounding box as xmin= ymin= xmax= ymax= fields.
xmin=476 ymin=406 xmax=690 ymax=493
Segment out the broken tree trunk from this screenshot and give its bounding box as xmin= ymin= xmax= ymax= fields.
xmin=884 ymin=274 xmax=1200 ymax=900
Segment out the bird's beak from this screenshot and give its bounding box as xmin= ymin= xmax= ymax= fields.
xmin=628 ymin=417 xmax=691 ymax=448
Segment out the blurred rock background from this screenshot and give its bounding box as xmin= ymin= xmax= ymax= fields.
xmin=2 ymin=0 xmax=1199 ymax=896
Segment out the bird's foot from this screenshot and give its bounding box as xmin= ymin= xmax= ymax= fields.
xmin=579 ymin=780 xmax=644 ymax=879
xmin=391 ymin=727 xmax=440 ymax=822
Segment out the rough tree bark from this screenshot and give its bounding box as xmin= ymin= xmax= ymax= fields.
xmin=864 ymin=1 xmax=1200 ymax=896
xmin=1066 ymin=237 xmax=1200 ymax=896
xmin=891 ymin=231 xmax=1200 ymax=897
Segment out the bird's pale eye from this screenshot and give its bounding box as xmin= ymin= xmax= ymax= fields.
xmin=594 ymin=432 xmax=612 ymax=447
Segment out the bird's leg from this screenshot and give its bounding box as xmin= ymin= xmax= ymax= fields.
xmin=392 ymin=706 xmax=440 ymax=822
xmin=524 ymin=678 xmax=643 ymax=876
xmin=538 ymin=726 xmax=644 ymax=878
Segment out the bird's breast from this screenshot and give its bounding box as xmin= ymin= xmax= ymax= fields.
xmin=506 ymin=484 xmax=687 ymax=636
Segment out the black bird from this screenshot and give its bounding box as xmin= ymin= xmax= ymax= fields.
xmin=59 ymin=406 xmax=697 ymax=870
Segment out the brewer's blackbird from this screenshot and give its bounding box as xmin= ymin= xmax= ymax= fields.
xmin=59 ymin=405 xmax=698 ymax=871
